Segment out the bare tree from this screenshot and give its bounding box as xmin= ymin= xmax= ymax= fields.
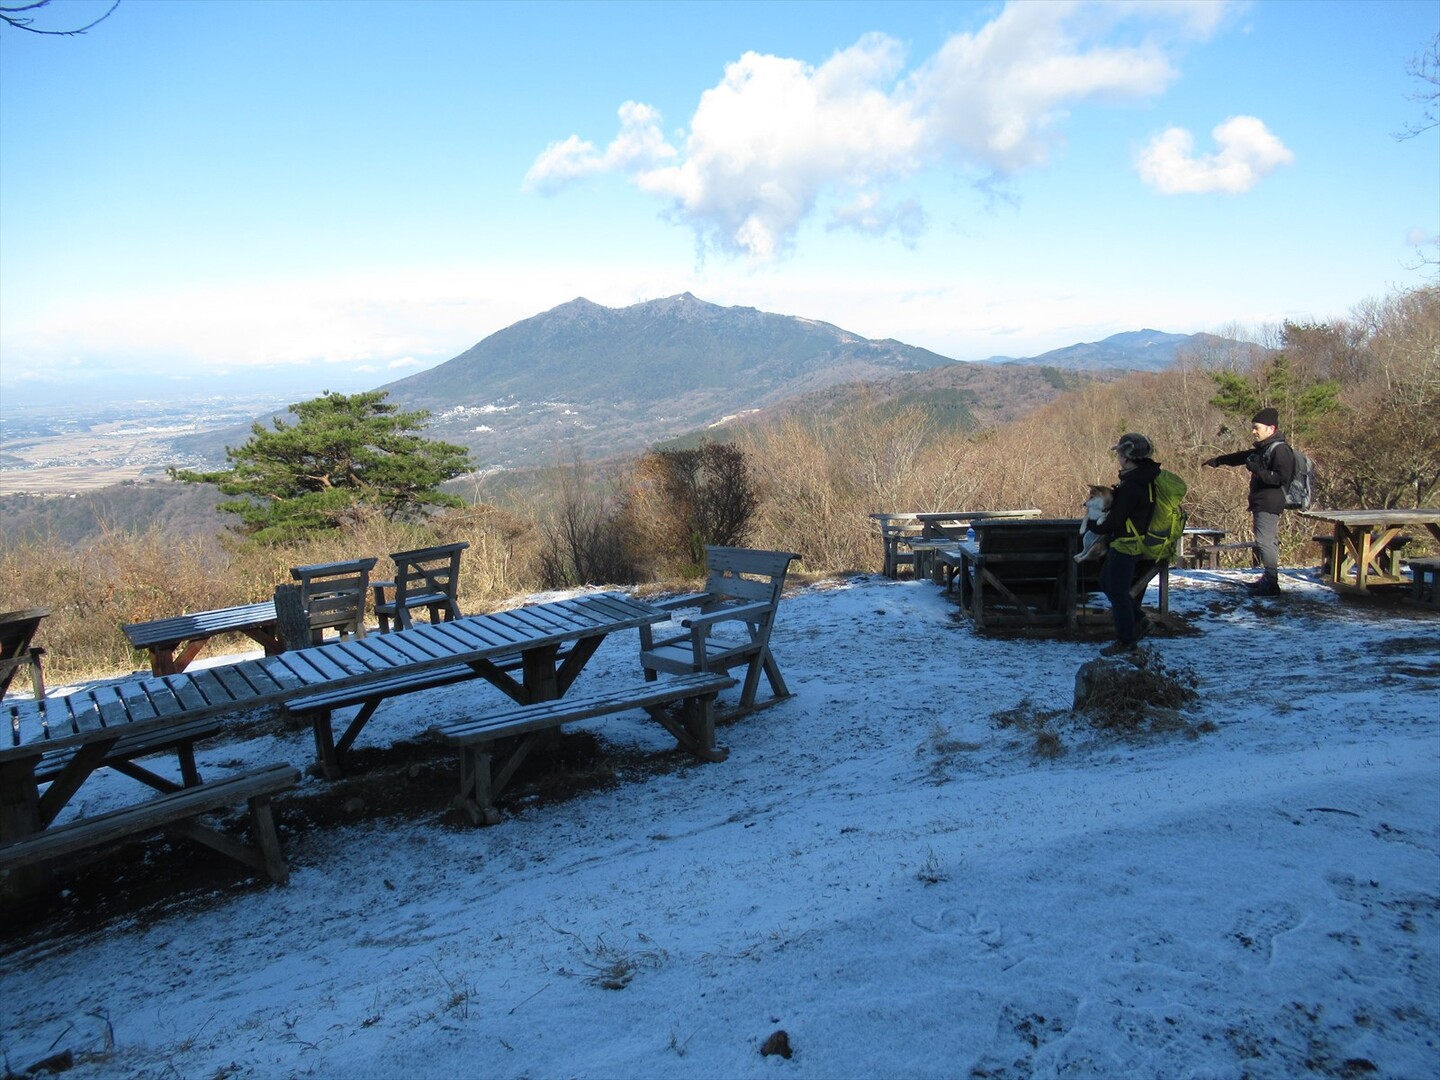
xmin=1395 ymin=32 xmax=1440 ymax=141
xmin=0 ymin=0 xmax=119 ymax=36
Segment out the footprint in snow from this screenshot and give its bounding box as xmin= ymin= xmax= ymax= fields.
xmin=1229 ymin=901 xmax=1302 ymax=963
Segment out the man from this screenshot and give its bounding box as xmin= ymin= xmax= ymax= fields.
xmin=1095 ymin=433 xmax=1159 ymax=656
xmin=1203 ymin=407 xmax=1295 ymax=597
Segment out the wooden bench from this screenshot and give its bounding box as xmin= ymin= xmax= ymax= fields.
xmin=284 ymin=639 xmax=595 ymax=778
xmin=291 ymin=558 xmax=377 ymax=644
xmin=1176 ymin=528 xmax=1226 ymax=568
xmin=123 ymin=601 xmax=283 ymax=676
xmin=1192 ymin=541 xmax=1259 ymax=569
xmin=372 ymin=542 xmax=468 ymax=632
xmin=0 ymin=607 xmax=48 ymax=701
xmin=639 ymin=546 xmax=801 ymax=719
xmin=1406 ymin=556 xmax=1440 ymax=609
xmin=908 ymin=539 xmax=957 ymax=583
xmin=429 ymin=671 xmax=735 ymax=825
xmin=0 ymin=763 xmax=300 ymax=884
xmin=35 ymin=716 xmax=221 ymax=794
xmin=937 ymin=547 xmax=968 ymax=594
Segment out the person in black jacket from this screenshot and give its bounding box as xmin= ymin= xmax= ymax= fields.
xmin=1203 ymin=406 xmax=1295 ymax=597
xmin=1095 ymin=432 xmax=1160 ymax=655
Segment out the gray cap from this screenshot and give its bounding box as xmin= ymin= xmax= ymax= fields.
xmin=1111 ymin=433 xmax=1153 ymax=459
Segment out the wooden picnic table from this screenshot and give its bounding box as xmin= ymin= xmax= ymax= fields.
xmin=284 ymin=593 xmax=668 ymax=777
xmin=123 ymin=601 xmax=283 ymax=676
xmin=869 ymin=510 xmax=1042 ymax=579
xmin=1302 ymin=509 xmax=1440 ymax=594
xmin=912 ymin=509 xmax=1042 ymax=540
xmin=3 ymin=593 xmax=670 ymax=886
xmin=954 ymin=517 xmax=1170 ymax=632
xmin=1177 ymin=527 xmax=1246 ymax=569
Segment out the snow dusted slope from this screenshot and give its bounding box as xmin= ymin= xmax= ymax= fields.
xmin=3 ymin=570 xmax=1437 ymax=1078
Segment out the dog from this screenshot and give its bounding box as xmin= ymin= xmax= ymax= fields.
xmin=1074 ymin=485 xmax=1113 ymax=563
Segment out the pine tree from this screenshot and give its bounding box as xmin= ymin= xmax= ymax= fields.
xmin=171 ymin=391 xmax=472 ymax=543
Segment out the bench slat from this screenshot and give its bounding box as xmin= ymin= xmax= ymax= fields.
xmin=287 ymin=663 xmax=478 ymax=714
xmin=430 ymin=672 xmax=734 ymax=745
xmin=35 ymin=716 xmax=222 ymax=783
xmin=123 ymin=603 xmax=278 ymax=649
xmin=0 ymin=764 xmax=299 ymax=872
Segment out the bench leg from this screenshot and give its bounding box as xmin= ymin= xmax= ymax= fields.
xmin=312 ymin=709 xmax=342 ymax=780
xmin=249 ymin=796 xmax=290 ymax=884
xmin=644 ymin=695 xmax=729 ymax=763
xmin=0 ymin=759 xmax=48 ymax=902
xmin=166 ymin=796 xmax=291 ymax=884
xmin=454 ymin=745 xmax=505 ymax=827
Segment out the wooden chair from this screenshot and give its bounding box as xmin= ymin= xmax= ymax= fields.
xmin=639 ymin=546 xmax=802 ymax=718
xmin=371 ymin=542 xmax=469 ymax=632
xmin=0 ymin=607 xmax=49 ymax=700
xmin=872 ymin=515 xmax=921 ymax=578
xmin=290 ymin=558 xmax=377 ymax=644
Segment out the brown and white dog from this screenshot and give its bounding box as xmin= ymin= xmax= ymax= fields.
xmin=1074 ymin=485 xmax=1113 ymax=562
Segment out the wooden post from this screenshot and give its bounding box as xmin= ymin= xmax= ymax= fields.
xmin=273 ymin=584 xmax=311 ymax=653
xmin=0 ymin=758 xmax=48 ymax=904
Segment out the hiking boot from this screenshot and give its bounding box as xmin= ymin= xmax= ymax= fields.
xmin=1248 ymin=571 xmax=1282 ymax=597
xmin=1100 ymin=640 xmax=1136 ymax=657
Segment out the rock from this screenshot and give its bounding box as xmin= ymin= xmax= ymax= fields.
xmin=760 ymin=1029 xmax=793 ymax=1059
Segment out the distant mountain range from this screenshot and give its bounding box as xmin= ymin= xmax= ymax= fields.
xmin=173 ymin=294 xmax=1241 ymax=472
xmin=376 ymin=294 xmax=1232 ymax=470
xmin=980 ymin=329 xmax=1244 ymax=372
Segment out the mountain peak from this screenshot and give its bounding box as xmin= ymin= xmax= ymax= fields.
xmin=381 ymin=293 xmax=957 ymax=468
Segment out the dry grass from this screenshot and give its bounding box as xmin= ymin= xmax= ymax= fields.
xmin=994 ymin=653 xmax=1210 ymax=759
xmin=0 ymin=504 xmax=543 ymax=686
xmin=6 ymin=287 xmax=1435 ymax=683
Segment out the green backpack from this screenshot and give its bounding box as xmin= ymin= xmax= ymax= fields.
xmin=1139 ymin=470 xmax=1188 ymax=561
xmin=1112 ymin=469 xmax=1188 ymax=561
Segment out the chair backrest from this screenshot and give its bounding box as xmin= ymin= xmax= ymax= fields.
xmin=701 ymin=547 xmax=801 ymax=611
xmin=873 ymin=516 xmax=921 ymax=539
xmin=291 ymin=558 xmax=377 ymax=639
xmin=976 ymin=520 xmax=1078 ymax=557
xmin=391 ymin=542 xmax=469 ymax=610
xmin=0 ymin=607 xmax=50 ymax=698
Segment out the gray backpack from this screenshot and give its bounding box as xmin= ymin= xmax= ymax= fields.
xmin=1266 ymin=442 xmax=1315 ymax=511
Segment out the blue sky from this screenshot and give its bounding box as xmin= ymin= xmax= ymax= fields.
xmin=1 ymin=0 xmax=1436 ymax=405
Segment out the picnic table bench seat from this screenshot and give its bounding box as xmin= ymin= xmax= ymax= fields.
xmin=284 ymin=640 xmax=594 ymax=778
xmin=429 ymin=671 xmax=735 ymax=825
xmin=34 ymin=715 xmax=221 ymax=793
xmin=1191 ymin=541 xmax=1260 ymax=569
xmin=1405 ymin=555 xmax=1440 ymax=608
xmin=0 ymin=763 xmax=300 ymax=884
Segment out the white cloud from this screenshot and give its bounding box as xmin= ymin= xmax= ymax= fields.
xmin=527 ymin=1 xmax=1238 ymax=258
xmin=911 ymin=1 xmax=1178 ymax=173
xmin=1136 ymin=115 xmax=1294 ymax=194
xmin=524 ymin=102 xmax=676 ymax=194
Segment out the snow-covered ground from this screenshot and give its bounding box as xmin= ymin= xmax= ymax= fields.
xmin=3 ymin=568 xmax=1438 ymax=1079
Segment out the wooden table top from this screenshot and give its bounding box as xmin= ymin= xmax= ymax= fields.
xmin=1302 ymin=509 xmax=1440 ymax=528
xmin=3 ymin=594 xmax=663 ymax=763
